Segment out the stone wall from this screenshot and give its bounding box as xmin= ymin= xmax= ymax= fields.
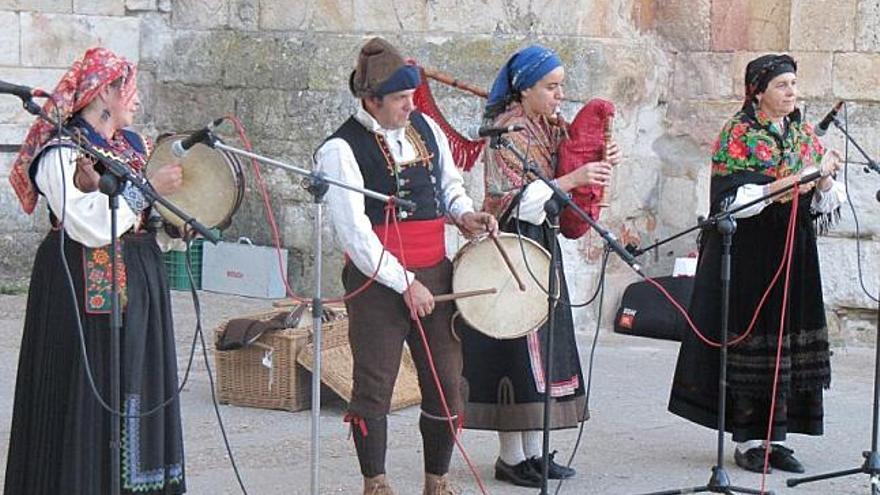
xmin=0 ymin=0 xmax=877 ymax=340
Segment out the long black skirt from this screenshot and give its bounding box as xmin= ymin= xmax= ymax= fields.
xmin=4 ymin=230 xmax=186 ymax=494
xmin=668 ymin=200 xmax=830 ymax=442
xmin=460 ymin=220 xmax=587 ymax=431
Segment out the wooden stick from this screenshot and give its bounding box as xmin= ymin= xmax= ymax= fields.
xmin=434 ymin=288 xmax=497 ymax=303
xmin=423 ymin=67 xmax=488 ymax=98
xmin=491 ymin=237 xmax=527 ymax=291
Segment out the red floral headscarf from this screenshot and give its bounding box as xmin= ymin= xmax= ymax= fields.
xmin=8 ymin=46 xmax=137 ymax=214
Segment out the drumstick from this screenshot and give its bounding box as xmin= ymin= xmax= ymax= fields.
xmin=492 ymin=237 xmax=527 ymax=291
xmin=434 ymin=288 xmax=497 ymax=303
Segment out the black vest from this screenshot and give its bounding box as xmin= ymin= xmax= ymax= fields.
xmin=328 ymin=111 xmax=443 ymax=225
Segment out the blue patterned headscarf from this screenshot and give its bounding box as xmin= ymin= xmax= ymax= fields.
xmin=486 ymin=45 xmax=562 ymax=113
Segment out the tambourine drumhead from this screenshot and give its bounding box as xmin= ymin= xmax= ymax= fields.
xmin=145 ymin=133 xmax=244 ymax=231
xmin=452 ymin=233 xmax=551 ymax=339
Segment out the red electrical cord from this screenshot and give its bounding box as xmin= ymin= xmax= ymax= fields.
xmin=389 ymin=211 xmax=489 ymax=494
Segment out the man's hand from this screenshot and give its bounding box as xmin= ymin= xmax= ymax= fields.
xmin=403 ymin=279 xmax=434 ymax=319
xmin=457 ymin=211 xmax=499 ymax=239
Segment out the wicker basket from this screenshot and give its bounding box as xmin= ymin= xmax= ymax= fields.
xmin=213 ymin=308 xmax=347 ymax=412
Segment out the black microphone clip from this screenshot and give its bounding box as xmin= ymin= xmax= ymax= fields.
xmin=477 ymin=124 xmax=525 ymax=138
xmin=171 ymin=117 xmax=225 ymax=158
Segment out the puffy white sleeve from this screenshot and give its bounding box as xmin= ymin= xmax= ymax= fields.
xmin=33 ymin=146 xmax=137 ymax=247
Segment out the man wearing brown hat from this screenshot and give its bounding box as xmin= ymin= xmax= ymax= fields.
xmin=315 ymin=37 xmax=497 ymax=495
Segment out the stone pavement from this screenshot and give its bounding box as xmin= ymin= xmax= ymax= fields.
xmin=0 ymin=290 xmax=876 ymax=494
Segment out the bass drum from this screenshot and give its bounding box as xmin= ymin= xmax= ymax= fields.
xmin=452 ymin=233 xmax=551 ymax=339
xmin=145 ymin=133 xmax=244 ymax=234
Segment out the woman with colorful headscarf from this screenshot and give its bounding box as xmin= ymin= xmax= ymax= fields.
xmin=4 ymin=47 xmax=186 ymax=494
xmin=459 ymin=45 xmax=621 ymax=487
xmin=668 ymin=54 xmax=846 ymax=474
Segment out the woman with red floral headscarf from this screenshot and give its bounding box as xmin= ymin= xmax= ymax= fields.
xmin=4 ymin=47 xmax=186 ymax=494
xmin=669 ymin=54 xmax=846 ymax=474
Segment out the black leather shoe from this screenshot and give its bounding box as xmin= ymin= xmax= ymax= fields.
xmin=494 ymin=458 xmax=543 ymax=488
xmin=734 ymin=447 xmax=770 ymax=473
xmin=528 ymin=451 xmax=576 ymax=479
xmin=769 ymin=444 xmax=805 ymax=473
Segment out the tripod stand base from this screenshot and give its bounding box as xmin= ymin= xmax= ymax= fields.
xmin=638 ymin=466 xmax=772 ymax=495
xmin=787 ymin=450 xmax=880 ymax=490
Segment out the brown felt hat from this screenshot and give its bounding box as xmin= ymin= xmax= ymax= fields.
xmin=349 ymin=37 xmax=419 ymax=98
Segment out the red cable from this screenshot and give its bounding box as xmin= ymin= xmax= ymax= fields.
xmin=642 ymin=219 xmax=794 ymax=349
xmin=389 ymin=211 xmax=489 ymax=494
xmin=759 ymin=191 xmax=801 ymax=492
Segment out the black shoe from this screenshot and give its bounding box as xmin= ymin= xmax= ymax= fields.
xmin=734 ymin=447 xmax=771 ymax=473
xmin=769 ymin=444 xmax=805 ymax=473
xmin=528 ymin=451 xmax=576 ymax=479
xmin=494 ymin=458 xmax=543 ymax=488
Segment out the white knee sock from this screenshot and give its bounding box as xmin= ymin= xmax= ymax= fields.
xmin=498 ymin=431 xmax=526 ymax=465
xmin=522 ymin=431 xmax=543 ymax=459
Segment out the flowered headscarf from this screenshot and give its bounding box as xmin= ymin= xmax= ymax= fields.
xmin=485 ymin=45 xmax=562 ymax=118
xmin=9 ymin=46 xmax=137 ymax=214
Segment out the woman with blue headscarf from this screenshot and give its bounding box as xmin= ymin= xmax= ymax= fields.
xmin=460 ymin=45 xmax=621 ymax=487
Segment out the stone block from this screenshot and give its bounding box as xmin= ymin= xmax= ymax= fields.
xmin=0 ymin=12 xmax=20 ymax=65
xmin=74 ymin=0 xmax=125 ymax=15
xmin=665 ymin=99 xmax=742 ymax=147
xmin=532 ymin=0 xmax=619 ymax=37
xmin=20 ymin=13 xmax=139 ymax=68
xmin=221 ymin=33 xmax=310 ymax=90
xmin=857 ymin=0 xmax=880 ymax=51
xmin=834 ymin=52 xmax=880 ymax=101
xmin=230 ymin=88 xmax=297 ymax=141
xmin=790 ymin=0 xmax=856 ymax=51
xmin=158 ymin=0 xmax=170 ymax=11
xmin=171 ymin=0 xmax=228 ymax=29
xmin=21 ymin=0 xmax=71 ymax=13
xmin=146 ymin=82 xmax=237 ymax=135
xmin=426 ymin=0 xmax=510 ymax=34
xmin=229 ymin=0 xmax=257 ymax=30
xmin=731 ymin=51 xmax=832 ymax=100
xmin=711 ymin=0 xmax=790 ymax=51
xmin=567 ymin=41 xmax=664 ymax=108
xmin=0 ymin=0 xmax=18 ymax=9
xmin=653 ymin=0 xmax=711 ymax=51
xmin=672 ymin=51 xmax=735 ymax=100
xmin=352 ymin=0 xmax=427 ymax=32
xmin=258 ymin=0 xmax=309 ymax=30
xmin=138 ymin=11 xmax=174 ymax=62
xmin=818 ymin=235 xmax=879 ymax=310
xmin=156 ymin=30 xmax=231 ymax=85
xmin=126 ymin=0 xmax=156 ymax=10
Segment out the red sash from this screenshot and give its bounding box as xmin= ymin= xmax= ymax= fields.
xmin=372 ymin=218 xmax=446 ymax=269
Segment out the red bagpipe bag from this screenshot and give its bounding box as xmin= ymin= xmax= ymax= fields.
xmin=556 ymin=98 xmax=615 ymax=239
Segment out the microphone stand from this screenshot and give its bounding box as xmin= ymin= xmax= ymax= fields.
xmin=192 ymin=130 xmax=415 ymax=495
xmin=13 ymin=95 xmax=219 ymax=495
xmin=787 ymin=117 xmax=880 ymax=494
xmin=490 ymin=135 xmax=641 ymax=495
xmin=633 ymin=171 xmax=825 ymax=495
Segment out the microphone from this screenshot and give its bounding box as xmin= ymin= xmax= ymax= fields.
xmin=171 ymin=118 xmax=224 ymax=158
xmin=815 ymin=101 xmax=844 ymax=137
xmin=0 ymin=80 xmax=48 ymax=99
xmin=473 ymin=124 xmax=525 ymax=138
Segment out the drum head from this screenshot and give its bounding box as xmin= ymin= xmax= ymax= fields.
xmin=452 ymin=233 xmax=551 ymax=339
xmin=146 ymin=134 xmax=243 ymax=231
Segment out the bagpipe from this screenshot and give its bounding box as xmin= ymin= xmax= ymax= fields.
xmin=413 ymin=65 xmax=615 ymax=239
